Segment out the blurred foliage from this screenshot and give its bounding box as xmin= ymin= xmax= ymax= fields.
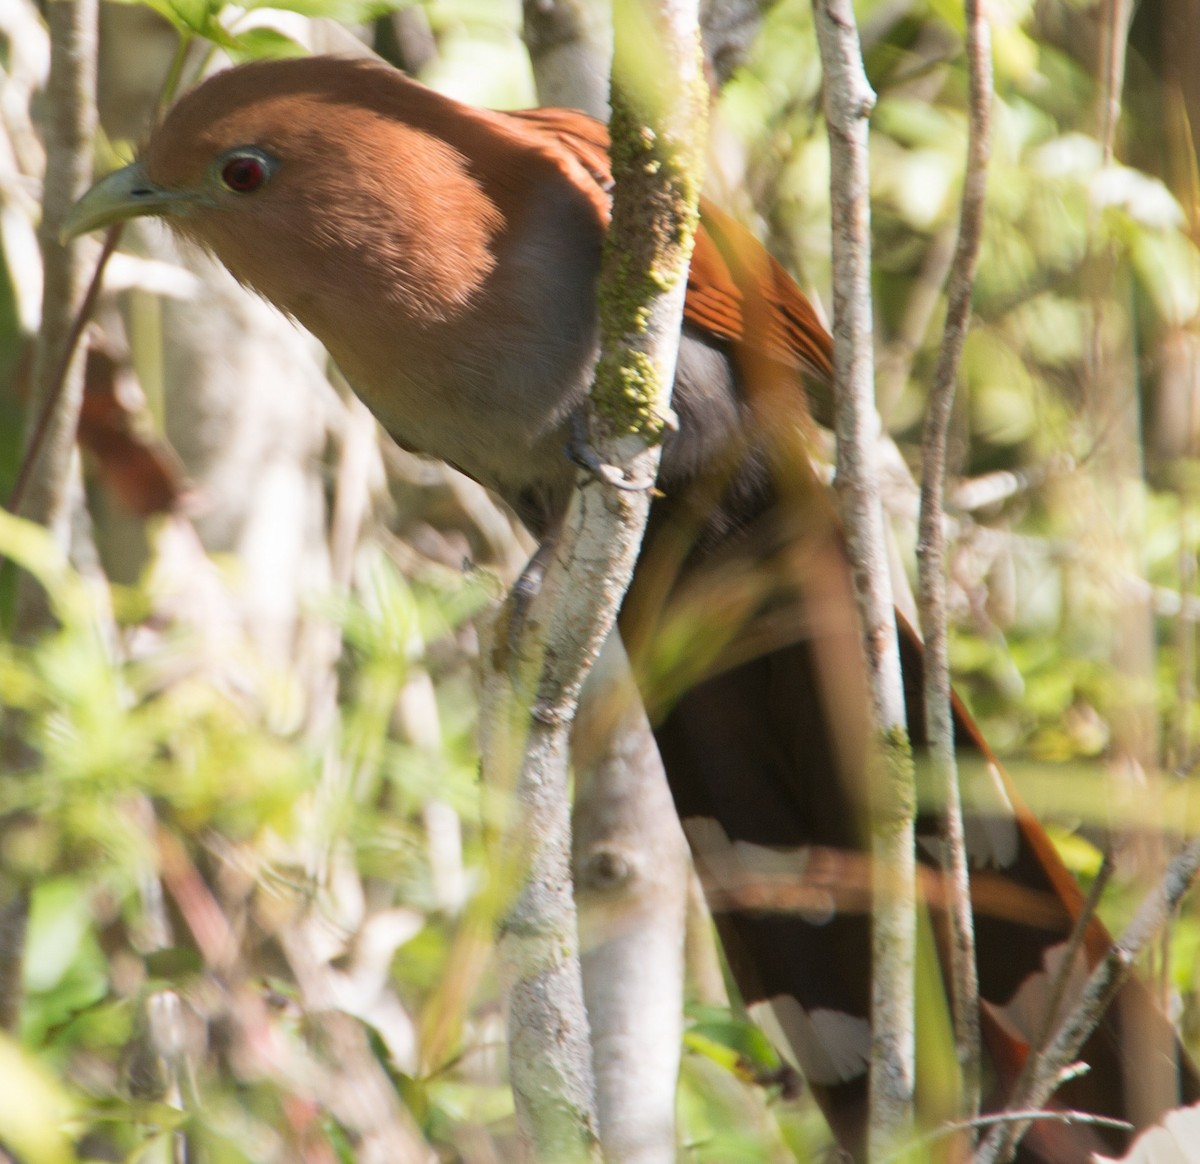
xmin=4 ymin=0 xmax=1200 ymax=1157
xmin=0 ymin=509 xmax=497 ymax=1160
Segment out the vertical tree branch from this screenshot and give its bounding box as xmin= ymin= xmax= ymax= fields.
xmin=1091 ymin=0 xmax=1174 ymax=1129
xmin=486 ymin=2 xmax=706 ymax=1159
xmin=2 ymin=0 xmax=98 ymax=1036
xmin=813 ymin=0 xmax=915 ymax=1154
xmin=915 ymin=0 xmax=992 ymax=1132
xmin=1097 ymin=0 xmax=1132 ymax=165
xmin=522 ymin=10 xmax=692 ymax=1160
xmin=573 ymin=638 xmax=689 ymax=1164
xmin=16 ymin=0 xmax=97 ymax=562
xmin=814 ymin=0 xmax=901 ymax=731
xmin=483 ymin=669 xmax=601 ymax=1163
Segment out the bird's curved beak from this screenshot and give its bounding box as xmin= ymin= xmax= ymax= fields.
xmin=60 ymin=162 xmax=193 ymax=243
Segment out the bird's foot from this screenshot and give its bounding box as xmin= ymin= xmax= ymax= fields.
xmin=566 ymin=410 xmax=665 ymax=492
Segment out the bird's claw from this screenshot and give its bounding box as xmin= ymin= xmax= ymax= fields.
xmin=572 ymin=446 xmax=650 ymax=491
xmin=566 ymin=410 xmax=664 ymax=492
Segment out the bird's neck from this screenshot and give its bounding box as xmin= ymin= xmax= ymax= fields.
xmin=271 ymin=172 xmax=605 ymax=517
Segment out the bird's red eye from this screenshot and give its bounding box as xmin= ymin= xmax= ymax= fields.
xmin=221 ymin=154 xmax=268 ymax=193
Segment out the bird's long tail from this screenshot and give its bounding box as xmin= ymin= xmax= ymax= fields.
xmin=629 ymin=478 xmax=1198 ymax=1163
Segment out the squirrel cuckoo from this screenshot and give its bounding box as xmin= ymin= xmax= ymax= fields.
xmin=65 ymin=55 xmax=1197 ymax=1160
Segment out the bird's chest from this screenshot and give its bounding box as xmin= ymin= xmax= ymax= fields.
xmin=328 ymin=319 xmax=594 ymax=512
xmin=288 ymin=177 xmax=607 ymax=520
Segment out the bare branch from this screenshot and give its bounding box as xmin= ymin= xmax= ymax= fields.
xmin=902 ymin=1105 xmax=1133 ymax=1159
xmin=812 ymin=0 xmax=915 ymax=1152
xmin=486 ymin=3 xmax=707 ymax=1159
xmin=521 ymin=15 xmax=692 ymax=1161
xmin=13 ymin=0 xmax=98 ymax=582
xmin=2 ymin=0 xmax=98 ymax=1040
xmin=574 ymin=639 xmax=689 ymax=1164
xmin=523 ymin=0 xmax=611 ymax=117
xmin=914 ymin=0 xmax=992 ymax=1128
xmin=991 ymin=851 xmax=1117 ymax=1150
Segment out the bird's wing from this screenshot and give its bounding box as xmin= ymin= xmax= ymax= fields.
xmin=510 ymin=108 xmax=833 ymax=387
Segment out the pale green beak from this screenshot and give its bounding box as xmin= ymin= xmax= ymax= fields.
xmin=60 ymin=161 xmax=194 ymax=243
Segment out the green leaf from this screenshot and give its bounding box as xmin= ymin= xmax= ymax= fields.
xmin=685 ymin=1008 xmax=783 ymax=1077
xmin=1131 ymin=231 xmax=1200 ymax=327
xmin=227 ymin=25 xmax=310 ymax=62
xmin=24 ymin=878 xmax=101 ymax=994
xmin=144 ymin=946 xmax=205 ymax=979
xmin=1044 ymin=824 xmax=1105 ymax=878
xmin=163 ymin=0 xmax=217 ymax=30
xmin=240 ymin=0 xmax=411 ymax=21
xmin=0 ymin=510 xmax=92 ymax=632
xmin=107 ymin=0 xmax=234 ymax=40
xmin=0 ymin=1034 xmax=74 ymax=1164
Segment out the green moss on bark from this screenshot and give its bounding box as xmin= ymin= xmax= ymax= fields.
xmin=592 ymin=75 xmax=705 ymax=440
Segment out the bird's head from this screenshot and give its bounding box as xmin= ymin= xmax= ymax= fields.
xmin=64 ymin=56 xmax=509 ymax=323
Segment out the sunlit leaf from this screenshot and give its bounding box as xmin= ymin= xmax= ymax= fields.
xmin=1091 ymin=165 xmax=1185 ymax=230
xmin=1044 ymin=824 xmax=1106 ymax=878
xmin=1131 ymin=231 xmax=1200 ymax=327
xmin=227 ymin=25 xmax=310 ymax=61
xmin=0 ymin=1035 xmax=74 ymax=1164
xmin=0 ymin=510 xmax=95 ymax=631
xmin=240 ymin=0 xmax=411 ymax=20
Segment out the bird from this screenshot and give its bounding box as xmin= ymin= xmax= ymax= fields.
xmin=64 ymin=54 xmax=1197 ymax=1161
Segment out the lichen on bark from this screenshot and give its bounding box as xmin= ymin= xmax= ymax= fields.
xmin=592 ymin=67 xmax=705 ymax=441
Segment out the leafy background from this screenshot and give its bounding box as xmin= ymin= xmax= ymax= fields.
xmin=3 ymin=0 xmax=1200 ymax=1158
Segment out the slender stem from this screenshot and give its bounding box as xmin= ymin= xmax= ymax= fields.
xmin=157 ymin=33 xmax=194 ymax=111
xmin=487 ymin=2 xmax=707 ymax=1159
xmin=8 ymin=224 xmax=121 ymax=518
xmin=914 ymin=0 xmax=992 ymax=1131
xmin=3 ymin=0 xmax=99 ymax=1043
xmin=812 ymin=0 xmax=916 ymax=1154
xmin=9 ymin=26 xmax=193 ymax=526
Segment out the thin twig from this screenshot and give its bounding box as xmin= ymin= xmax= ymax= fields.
xmin=1030 ymin=854 xmax=1115 ymax=1063
xmin=1097 ymin=0 xmax=1132 ymax=165
xmin=11 ymin=0 xmax=98 ymax=550
xmin=975 ymin=837 xmax=1200 ymax=1164
xmin=485 ymin=3 xmax=707 ymax=1160
xmin=915 ymin=0 xmax=992 ymax=1129
xmin=8 ymin=224 xmax=121 ymax=517
xmin=10 ymin=25 xmax=201 ymax=524
xmin=976 ymin=851 xmax=1116 ymax=1164
xmin=812 ymin=0 xmax=916 ymax=1152
xmin=2 ymin=0 xmax=98 ymax=1037
xmin=896 ymin=1105 xmax=1133 ymax=1159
